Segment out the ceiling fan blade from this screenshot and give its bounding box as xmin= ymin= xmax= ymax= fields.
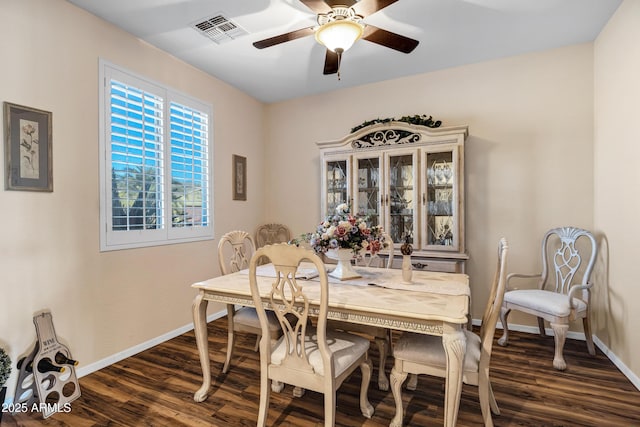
xmin=253 ymin=26 xmax=315 ymax=49
xmin=362 ymin=25 xmax=419 ymax=54
xmin=352 ymin=0 xmax=399 ymax=17
xmin=323 ymin=49 xmax=339 ymax=75
xmin=299 ymin=0 xmax=333 ymax=14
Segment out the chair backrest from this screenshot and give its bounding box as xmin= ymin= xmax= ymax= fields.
xmin=478 ymin=238 xmax=509 ymax=367
xmin=539 ymin=227 xmax=597 ymax=295
xmin=218 ymin=230 xmax=256 ymax=275
xmin=356 ymin=233 xmax=394 ymax=269
xmin=255 ymin=223 xmax=292 ymax=248
xmin=249 ymin=243 xmax=330 ymax=375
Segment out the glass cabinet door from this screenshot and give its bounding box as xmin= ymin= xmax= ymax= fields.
xmin=423 ymin=147 xmax=458 ymax=250
xmin=385 ymin=151 xmax=418 ymax=245
xmin=323 ymin=157 xmax=350 ymax=217
xmin=353 ymin=155 xmax=382 ymax=227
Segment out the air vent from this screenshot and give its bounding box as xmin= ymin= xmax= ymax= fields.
xmin=192 ymin=13 xmax=248 ymax=44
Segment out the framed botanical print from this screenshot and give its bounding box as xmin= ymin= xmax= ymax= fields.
xmin=232 ymin=154 xmax=246 ymax=201
xmin=3 ymin=102 xmax=53 ymax=191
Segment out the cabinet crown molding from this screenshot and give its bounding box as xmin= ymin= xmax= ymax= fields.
xmin=317 ymin=122 xmax=469 ymax=152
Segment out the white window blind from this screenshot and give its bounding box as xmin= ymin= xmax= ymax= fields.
xmin=100 ymin=61 xmax=213 ymax=251
xmin=169 ymin=102 xmax=210 ymax=229
xmin=110 ymin=80 xmax=165 ymax=232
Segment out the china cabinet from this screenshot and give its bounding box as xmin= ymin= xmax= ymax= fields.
xmin=318 ymin=122 xmax=468 ymax=272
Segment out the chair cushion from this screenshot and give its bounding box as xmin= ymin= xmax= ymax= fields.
xmin=393 ymin=330 xmax=481 ymax=373
xmin=271 ymin=328 xmax=370 ymax=377
xmin=503 ymin=289 xmax=586 ymax=317
xmin=234 ymin=307 xmax=280 ymax=332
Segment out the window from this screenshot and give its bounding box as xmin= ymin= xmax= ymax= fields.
xmin=99 ymin=61 xmax=213 ymax=251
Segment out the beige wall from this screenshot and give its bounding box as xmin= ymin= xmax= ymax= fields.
xmin=593 ymin=0 xmax=640 ymax=379
xmin=2 ymin=0 xmax=638 ymax=400
xmin=0 ymin=0 xmax=265 ymax=396
xmin=265 ymin=44 xmax=595 ymax=332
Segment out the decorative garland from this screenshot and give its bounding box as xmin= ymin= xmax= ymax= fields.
xmin=351 ymin=114 xmax=442 ymax=133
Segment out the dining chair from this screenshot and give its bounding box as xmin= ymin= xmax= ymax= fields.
xmin=498 ymin=227 xmax=597 ymax=370
xmin=217 ymin=230 xmax=281 ymax=374
xmin=248 ymin=243 xmax=374 ymax=427
xmin=255 ymin=223 xmax=292 ymax=265
xmin=255 ymin=223 xmax=292 ymax=247
xmin=328 ymin=233 xmax=394 ymax=391
xmin=389 ymin=238 xmax=508 ymax=427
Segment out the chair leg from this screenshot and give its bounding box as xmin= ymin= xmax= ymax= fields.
xmin=257 ymin=373 xmax=270 ymax=427
xmin=497 ymin=307 xmax=511 ymax=347
xmin=550 ymin=322 xmax=569 ymax=370
xmin=583 ymin=316 xmax=596 ymax=356
xmin=406 ymin=373 xmax=418 ymax=391
xmin=478 ymin=373 xmax=495 ymax=427
xmin=324 ymin=392 xmax=336 ymax=427
xmin=374 ymin=336 xmax=390 ymax=391
xmin=390 ymin=365 xmax=408 ymax=427
xmin=222 ymin=331 xmax=235 ymax=374
xmin=253 ymin=334 xmax=261 ymax=352
xmin=488 ymin=380 xmax=500 ymax=415
xmin=537 ymin=317 xmax=546 ymax=336
xmin=223 ymin=304 xmax=236 ymax=374
xmin=359 ymin=357 xmax=374 ymax=418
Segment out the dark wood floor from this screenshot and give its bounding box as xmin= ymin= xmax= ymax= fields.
xmin=4 ymin=317 xmax=640 ymax=426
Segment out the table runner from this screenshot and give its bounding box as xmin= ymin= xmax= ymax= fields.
xmin=240 ymin=263 xmax=469 ymax=296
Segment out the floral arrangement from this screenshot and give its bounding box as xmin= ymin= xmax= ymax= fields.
xmin=0 ymin=347 xmax=11 ymax=387
xmin=299 ymin=204 xmax=387 ymax=255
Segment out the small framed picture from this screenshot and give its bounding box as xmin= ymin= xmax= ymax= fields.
xmin=3 ymin=102 xmax=53 ymax=191
xmin=232 ymin=154 xmax=247 ymax=201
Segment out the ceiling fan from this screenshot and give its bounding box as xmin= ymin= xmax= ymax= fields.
xmin=253 ymin=0 xmax=419 ymax=78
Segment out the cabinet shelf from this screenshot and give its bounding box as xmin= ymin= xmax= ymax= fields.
xmin=428 ymin=184 xmax=454 ymax=190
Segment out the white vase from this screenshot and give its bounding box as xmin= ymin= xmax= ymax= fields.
xmin=402 ymin=255 xmax=413 ymax=284
xmin=326 ymin=248 xmax=361 ymax=280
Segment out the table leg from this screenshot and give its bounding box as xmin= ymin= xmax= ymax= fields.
xmin=442 ymin=324 xmax=466 ymax=427
xmin=389 ymin=365 xmax=408 ymax=427
xmin=192 ymin=292 xmax=211 ymax=402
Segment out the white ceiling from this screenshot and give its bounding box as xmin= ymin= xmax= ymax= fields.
xmin=67 ymin=0 xmax=621 ymax=104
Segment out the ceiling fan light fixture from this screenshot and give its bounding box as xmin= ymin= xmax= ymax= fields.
xmin=315 ymin=19 xmax=364 ymax=53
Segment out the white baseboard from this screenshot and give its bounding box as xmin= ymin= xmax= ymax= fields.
xmin=592 ymin=334 xmax=640 ymax=391
xmin=476 ymin=319 xmax=640 ymax=391
xmin=3 ymin=309 xmax=227 ymax=404
xmin=477 ymin=319 xmax=588 ymax=341
xmin=77 ymin=309 xmax=227 ymax=378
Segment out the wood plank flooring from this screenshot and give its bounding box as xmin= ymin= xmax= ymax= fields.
xmin=4 ymin=317 xmax=640 ymax=426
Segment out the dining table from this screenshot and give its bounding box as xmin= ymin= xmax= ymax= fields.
xmin=190 ymin=262 xmax=470 ymax=427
